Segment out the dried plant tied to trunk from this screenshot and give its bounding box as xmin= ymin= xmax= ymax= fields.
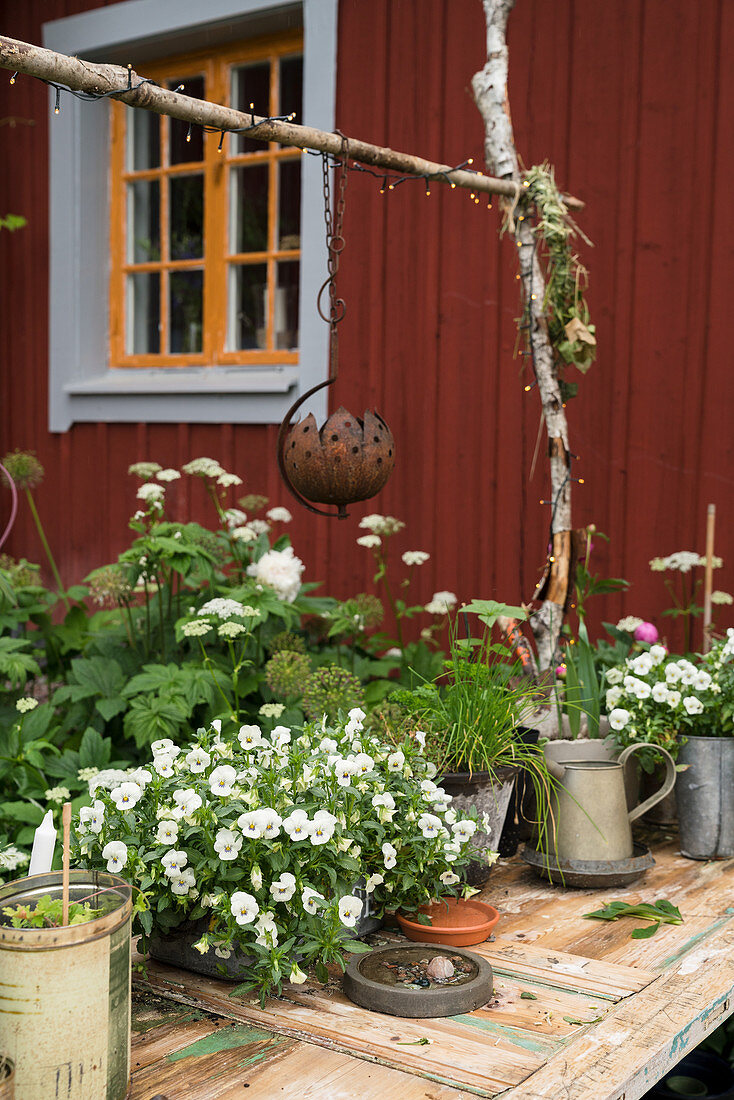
xmin=472 ymin=0 xmax=575 ymax=672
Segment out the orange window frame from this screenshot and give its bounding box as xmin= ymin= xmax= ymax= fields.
xmin=108 ymin=29 xmax=303 ymax=369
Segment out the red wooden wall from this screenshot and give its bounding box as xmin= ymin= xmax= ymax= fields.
xmin=0 ymin=0 xmax=731 ymax=650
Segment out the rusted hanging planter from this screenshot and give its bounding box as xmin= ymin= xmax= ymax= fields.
xmin=277 ymin=136 xmax=395 ymax=520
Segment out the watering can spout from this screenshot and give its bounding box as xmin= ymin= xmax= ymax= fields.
xmin=545 ymin=756 xmax=566 ymax=782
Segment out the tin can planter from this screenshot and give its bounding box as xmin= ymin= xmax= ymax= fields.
xmin=0 ymin=870 xmax=132 ymax=1100
xmin=439 ymin=766 xmax=515 ymax=884
xmin=396 ymin=897 xmax=500 ymax=947
xmin=677 ymin=736 xmax=734 ymax=859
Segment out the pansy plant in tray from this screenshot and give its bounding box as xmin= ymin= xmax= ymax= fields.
xmin=72 ymin=708 xmax=490 ymax=1001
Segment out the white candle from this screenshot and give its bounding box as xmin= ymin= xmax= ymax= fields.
xmin=28 ymin=809 xmax=57 ymax=875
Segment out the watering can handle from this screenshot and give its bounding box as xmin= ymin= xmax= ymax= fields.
xmin=618 ymin=744 xmax=677 ymax=824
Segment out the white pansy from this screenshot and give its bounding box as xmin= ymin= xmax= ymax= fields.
xmin=319 ymin=737 xmax=338 ymax=754
xmin=649 ymin=644 xmax=667 ymax=665
xmin=209 ymin=765 xmax=237 ymax=797
xmin=444 ymin=808 xmax=457 ymax=825
xmin=79 ymin=800 xmax=105 ymax=835
xmin=155 ymin=819 xmax=179 ymax=845
xmin=258 ymin=809 xmax=283 ymax=839
xmin=173 ymin=789 xmax=203 ymax=817
xmin=152 ymin=738 xmax=177 ymax=756
xmin=128 ymin=767 xmax=152 ymax=787
xmin=214 ymin=828 xmax=243 ymax=861
xmin=609 ymin=708 xmax=631 ymax=731
xmin=238 ymin=725 xmax=264 ymax=751
xmin=694 ymin=670 xmax=712 ymax=691
xmin=302 ymin=887 xmax=325 ymax=915
xmin=153 ymin=755 xmax=176 ymax=778
xmin=289 ymin=962 xmax=308 ymax=984
xmin=270 ymin=872 xmax=297 ymax=902
xmin=387 ymin=750 xmax=405 ymax=772
xmin=348 ymin=706 xmax=366 ymax=723
xmin=338 ymin=895 xmax=363 ymax=928
xmin=231 ymin=891 xmax=259 ymax=925
xmin=334 ymin=758 xmax=357 ymax=787
xmin=605 ymin=667 xmax=624 ymax=685
xmin=170 ymin=868 xmax=196 ymax=896
xmin=102 ymin=841 xmax=128 ymax=873
xmin=238 ymin=811 xmax=265 ymax=840
xmin=628 ymin=653 xmax=653 ymax=677
xmin=414 ymin=729 xmax=427 ymax=750
xmin=255 ymin=912 xmax=279 ymax=947
xmin=372 ymin=792 xmax=396 ymax=810
xmin=667 ymin=690 xmax=682 ymax=708
xmin=282 ymin=809 xmax=312 ymax=840
xmin=683 ymin=696 xmax=704 ymax=715
xmin=110 ymin=782 xmax=143 ymax=811
xmin=606 ymin=686 xmax=624 ymax=709
xmin=161 ymin=850 xmax=188 ymax=877
xmin=214 ymin=942 xmax=232 ymax=959
xmin=451 ymin=819 xmax=477 ymax=843
xmin=440 ymin=870 xmax=460 ymax=885
xmin=272 ymin=725 xmax=292 ymax=748
xmin=665 ymin=663 xmax=683 ymax=684
xmin=651 ymin=682 xmax=670 ymax=703
xmin=418 ymin=813 xmax=443 ymax=838
xmin=185 ymin=747 xmax=211 ymax=773
xmin=365 ymin=873 xmax=384 ymax=893
xmin=250 ymin=865 xmax=263 ymax=891
xmin=382 ymin=841 xmax=397 ymax=869
xmin=310 ymin=810 xmax=337 ymax=846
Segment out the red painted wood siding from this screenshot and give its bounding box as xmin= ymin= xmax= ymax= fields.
xmin=0 ymin=0 xmax=731 ymax=651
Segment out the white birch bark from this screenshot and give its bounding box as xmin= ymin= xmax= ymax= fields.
xmin=472 ymin=0 xmax=572 ymax=672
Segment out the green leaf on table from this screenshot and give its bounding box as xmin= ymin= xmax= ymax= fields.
xmin=630 ymin=922 xmax=662 ymax=939
xmin=520 ymin=991 xmax=538 ymax=1000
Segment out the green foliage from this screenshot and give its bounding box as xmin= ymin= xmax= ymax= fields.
xmin=583 ymin=898 xmax=682 ymax=939
xmin=2 ymin=894 xmax=104 ymax=928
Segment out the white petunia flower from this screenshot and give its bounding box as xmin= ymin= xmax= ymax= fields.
xmin=102 ymin=841 xmax=128 ymax=873
xmin=209 ymin=765 xmax=237 ymax=797
xmin=338 ymin=895 xmax=363 ymax=928
xmin=110 ymin=782 xmax=143 ymax=811
xmin=185 ymin=747 xmax=211 ymax=773
xmin=230 ymin=891 xmax=259 ymax=925
xmin=155 ymin=819 xmax=179 ymax=845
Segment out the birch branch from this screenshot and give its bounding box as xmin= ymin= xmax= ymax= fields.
xmin=0 ymin=34 xmax=583 ymax=206
xmin=472 ymin=0 xmax=573 ymax=671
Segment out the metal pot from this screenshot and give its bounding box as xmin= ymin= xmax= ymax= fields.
xmin=677 ymin=736 xmax=734 ymax=859
xmin=440 ymin=766 xmax=516 ymax=884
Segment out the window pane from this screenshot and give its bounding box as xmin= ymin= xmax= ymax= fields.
xmin=278 ymin=158 xmax=301 ymax=250
xmin=127 ymin=111 xmax=160 ymax=171
xmin=127 ymin=180 xmax=160 ymax=263
xmin=275 ymin=261 xmax=299 ymax=349
xmin=127 ymin=272 xmax=160 ymax=354
xmin=279 ymin=55 xmax=303 ymax=123
xmin=169 ymin=270 xmax=203 ymax=353
xmin=228 ymin=263 xmax=267 ymax=349
xmin=231 ymin=62 xmax=271 ymax=154
xmin=170 ymin=174 xmax=204 ymax=260
xmin=230 ymin=165 xmax=269 ymax=253
xmin=168 ymin=75 xmax=205 ymax=164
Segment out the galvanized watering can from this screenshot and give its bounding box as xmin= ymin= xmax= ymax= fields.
xmin=545 ymin=744 xmax=677 ymax=861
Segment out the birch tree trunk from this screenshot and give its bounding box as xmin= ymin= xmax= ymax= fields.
xmin=472 ymin=0 xmax=573 ymax=672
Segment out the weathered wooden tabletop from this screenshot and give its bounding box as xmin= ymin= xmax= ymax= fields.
xmin=132 ymin=834 xmax=734 ymax=1100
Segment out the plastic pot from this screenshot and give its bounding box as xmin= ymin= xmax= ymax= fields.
xmin=0 ymin=870 xmax=132 ymax=1100
xmin=396 ymin=897 xmax=500 ymax=946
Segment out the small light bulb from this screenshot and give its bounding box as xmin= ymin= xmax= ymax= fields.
xmin=487 ymin=202 xmax=492 ymax=209
xmin=54 ymin=106 xmax=60 ymax=115
xmin=388 ymin=183 xmax=395 ymax=191
xmin=289 ymin=112 xmax=296 ymax=120
xmin=379 ymin=187 xmax=385 ymax=194
xmin=9 ymin=74 xmax=16 ymax=85
xmin=578 ymin=478 xmax=585 ymax=484
xmin=530 ymin=294 xmax=537 ymax=300
xmin=516 ymin=241 xmax=522 ymax=248
xmin=524 ymin=384 xmax=532 ymax=392
xmin=515 ymin=274 xmax=521 ymax=280
xmin=470 ymin=192 xmax=475 ymax=199
xmin=523 ymin=180 xmax=530 ymax=188
xmin=518 ymin=215 xmax=525 ymax=221
xmin=186 ymin=132 xmax=191 ymax=142
xmin=425 ymin=189 xmax=431 ymax=196
xmin=468 ymin=157 xmax=474 ymax=165
xmin=250 ymin=102 xmax=255 ymax=110
xmin=549 ymin=556 xmax=555 ymax=563
xmin=450 ymin=182 xmax=456 ymax=189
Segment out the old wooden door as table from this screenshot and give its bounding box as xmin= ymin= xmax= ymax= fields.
xmin=132 ymin=837 xmax=734 ymax=1099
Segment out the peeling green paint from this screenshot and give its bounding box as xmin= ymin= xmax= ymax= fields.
xmin=166 ymin=1023 xmax=283 ymax=1063
xmin=132 ymin=1008 xmax=205 ymax=1034
xmin=451 ymin=1014 xmax=560 ymax=1055
xmin=658 ymin=913 xmax=734 ymax=971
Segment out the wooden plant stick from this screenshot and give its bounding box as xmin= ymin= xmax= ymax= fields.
xmin=62 ymin=802 xmax=71 ymax=926
xmin=702 ymin=503 xmax=716 ymax=653
xmin=0 ymin=34 xmax=582 ymax=207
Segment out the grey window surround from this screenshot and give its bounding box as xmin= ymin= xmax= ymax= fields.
xmin=43 ymin=0 xmax=337 ymax=432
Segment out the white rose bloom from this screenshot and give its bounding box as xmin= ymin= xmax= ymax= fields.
xmin=302 ymin=887 xmax=325 ymax=915
xmin=283 ymin=809 xmax=312 ymax=841
xmin=214 ymin=828 xmax=242 ymax=861
xmin=609 ymin=708 xmax=631 ymax=731
xmin=209 ymin=765 xmax=237 ymax=797
xmin=161 ymin=850 xmax=188 ymax=877
xmin=231 ymin=891 xmax=259 ymax=925
xmin=605 ymin=667 xmax=624 ymax=686
xmin=238 ymin=725 xmax=264 ymax=751
xmin=246 ymin=546 xmax=305 ymax=604
xmin=185 ymin=747 xmax=211 ymax=773
xmin=338 ymin=895 xmax=363 ymax=928
xmin=110 ymin=782 xmax=143 ymax=811
xmin=270 ymin=872 xmax=297 ymax=903
xmin=649 ymin=645 xmax=667 ymax=665
xmin=382 ymin=841 xmax=398 ymax=869
xmin=155 ymin=819 xmax=179 ymax=845
xmin=102 ymin=841 xmax=128 ymax=873
xmin=171 ymin=868 xmax=196 ymax=896
xmin=683 ymin=696 xmax=704 ymax=715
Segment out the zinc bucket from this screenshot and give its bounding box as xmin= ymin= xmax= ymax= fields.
xmin=677 ymin=736 xmax=734 ymax=859
xmin=0 ymin=870 xmax=132 ymax=1100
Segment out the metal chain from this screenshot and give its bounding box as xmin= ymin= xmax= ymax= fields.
xmin=318 ymin=133 xmax=349 ymax=379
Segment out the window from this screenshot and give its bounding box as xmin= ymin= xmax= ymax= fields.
xmin=109 ymin=36 xmax=303 ymax=367
xmin=43 ymin=0 xmax=337 ymax=431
